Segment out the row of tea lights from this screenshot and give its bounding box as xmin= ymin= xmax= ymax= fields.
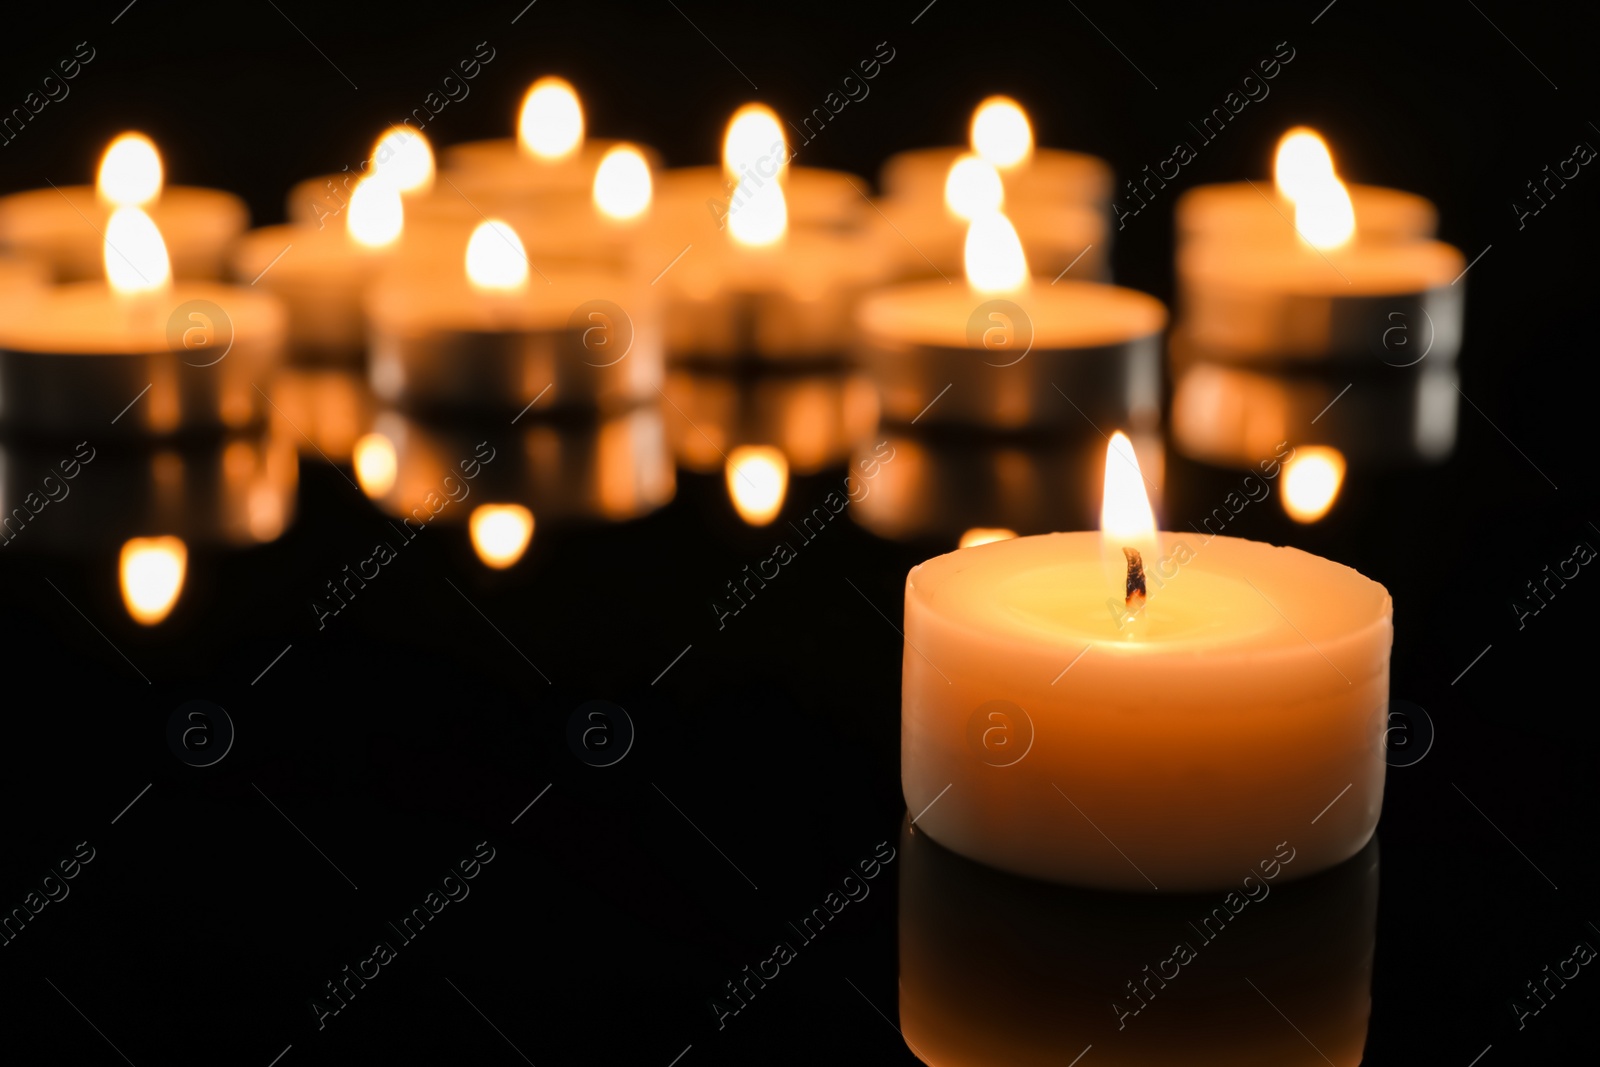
xmin=0 ymin=78 xmax=1464 ymax=443
xmin=0 ymin=83 xmax=1449 ymax=895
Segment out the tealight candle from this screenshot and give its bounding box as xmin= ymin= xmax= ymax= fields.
xmin=1177 ymin=127 xmax=1437 ymax=248
xmin=284 ymin=126 xmax=438 ymax=228
xmin=232 ymin=174 xmax=412 ymax=364
xmin=441 ymin=77 xmax=634 ymax=204
xmin=879 ymin=96 xmax=1113 ymax=213
xmin=856 ymin=210 xmax=1164 ymax=429
xmin=901 ymin=434 xmax=1392 ymax=891
xmin=0 ymin=209 xmax=285 ymax=436
xmin=365 ymin=218 xmax=662 ymax=412
xmin=653 ymin=158 xmax=891 ymax=364
xmin=0 ymin=132 xmax=248 ymax=281
xmin=652 ymin=103 xmax=869 ymax=239
xmin=874 ymin=153 xmax=1108 ymax=283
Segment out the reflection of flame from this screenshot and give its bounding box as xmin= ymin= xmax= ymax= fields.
xmin=120 ymin=536 xmax=187 ymax=625
xmin=353 ymin=432 xmax=398 ymax=498
xmin=728 ymin=179 xmax=787 ymax=248
xmin=347 ymin=176 xmax=404 ymax=248
xmin=465 ymin=219 xmax=529 ymax=291
xmin=723 ymin=103 xmax=787 ymax=182
xmin=593 ymin=145 xmax=652 ymax=221
xmin=518 ymin=77 xmax=584 ymax=160
xmin=104 ymin=207 xmax=171 ymax=294
xmin=970 ymin=97 xmax=1032 ymax=169
xmin=97 ymin=132 xmax=163 ymax=207
xmin=371 ymin=126 xmax=434 ymax=194
xmin=1275 ymin=128 xmax=1355 ymax=250
xmin=1282 ymin=446 xmax=1346 ymax=523
xmin=959 ymin=527 xmax=1017 ymax=548
xmin=726 ymin=445 xmax=788 ymax=526
xmin=964 ymin=211 xmax=1029 ymax=294
xmin=945 ymin=154 xmax=1005 ymax=221
xmin=470 ymin=504 xmax=534 ymax=569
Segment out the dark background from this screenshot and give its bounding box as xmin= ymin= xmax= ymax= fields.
xmin=1 ymin=1 xmax=1596 ymax=1064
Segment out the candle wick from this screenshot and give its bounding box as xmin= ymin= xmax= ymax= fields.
xmin=1123 ymin=547 xmax=1147 ymax=613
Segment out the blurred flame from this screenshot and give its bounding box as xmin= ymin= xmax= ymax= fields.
xmin=371 ymin=126 xmax=434 ymax=194
xmin=944 ymin=154 xmax=1005 ymax=221
xmin=518 ymin=77 xmax=584 ymax=160
xmin=353 ymin=432 xmax=397 ymax=498
xmin=726 ymin=445 xmax=788 ymax=526
xmin=593 ymin=144 xmax=652 ymax=221
xmin=964 ymin=211 xmax=1029 ymax=294
xmin=347 ymin=176 xmax=404 ymax=248
xmin=1281 ymin=446 xmax=1346 ymax=523
xmin=970 ymin=97 xmax=1032 ymax=170
xmin=959 ymin=527 xmax=1017 ymax=548
xmin=465 ymin=219 xmax=529 ymax=291
xmin=470 ymin=504 xmax=534 ymax=569
xmin=119 ymin=536 xmax=187 ymax=625
xmin=723 ymin=103 xmax=787 ymax=182
xmin=97 ymin=132 xmax=163 ymax=207
xmin=729 ymin=179 xmax=787 ymax=248
xmin=104 ymin=207 xmax=171 ymax=294
xmin=1274 ymin=128 xmax=1355 ymax=249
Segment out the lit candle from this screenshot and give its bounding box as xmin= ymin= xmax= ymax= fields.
xmin=0 ymin=132 xmax=247 ymax=281
xmin=873 ymin=153 xmax=1108 ymax=283
xmin=232 ymin=171 xmax=409 ymax=364
xmin=285 ymin=126 xmax=438 ymax=227
xmin=651 ymin=116 xmax=891 ymax=363
xmin=0 ymin=209 xmax=285 ymax=435
xmin=365 ymin=218 xmax=662 ymax=412
xmin=652 ymin=103 xmax=870 ymax=240
xmin=879 ymin=97 xmax=1113 ymax=213
xmin=856 ymin=210 xmax=1164 ymax=429
xmin=900 ymin=433 xmax=1392 ymax=890
xmin=1173 ymin=127 xmax=1464 ymax=364
xmin=441 ymin=77 xmax=653 ymax=205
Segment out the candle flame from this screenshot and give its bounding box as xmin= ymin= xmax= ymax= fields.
xmin=1281 ymin=446 xmax=1346 ymax=523
xmin=371 ymin=126 xmax=434 ymax=194
xmin=726 ymin=445 xmax=788 ymax=526
xmin=97 ymin=132 xmax=163 ymax=207
xmin=723 ymin=103 xmax=787 ymax=183
xmin=593 ymin=144 xmax=652 ymax=221
xmin=963 ymin=210 xmax=1029 ymax=294
xmin=347 ymin=176 xmax=405 ymax=248
xmin=1274 ymin=128 xmax=1355 ymax=249
xmin=959 ymin=527 xmax=1017 ymax=548
xmin=518 ymin=77 xmax=584 ymax=161
xmin=728 ymin=178 xmax=787 ymax=248
xmin=970 ymin=96 xmax=1032 ymax=170
xmin=465 ymin=219 xmax=529 ymax=291
xmin=944 ymin=154 xmax=1005 ymax=221
xmin=104 ymin=207 xmax=171 ymax=294
xmin=119 ymin=536 xmax=187 ymax=625
xmin=1101 ymin=431 xmax=1158 ymax=552
xmin=470 ymin=504 xmax=535 ymax=569
xmin=352 ymin=432 xmax=398 ymax=498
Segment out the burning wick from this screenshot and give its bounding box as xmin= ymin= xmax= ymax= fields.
xmin=1123 ymin=547 xmax=1147 ymax=614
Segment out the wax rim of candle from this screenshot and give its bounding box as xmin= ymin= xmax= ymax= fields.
xmin=858 ymin=278 xmax=1166 ymax=349
xmin=0 ymin=280 xmax=285 ymax=355
xmin=880 ymin=146 xmax=1113 ymax=201
xmin=1179 ymin=239 xmax=1465 ymax=296
xmin=1176 ymin=180 xmax=1437 ymax=238
xmin=909 ymin=531 xmax=1391 ymax=663
xmin=233 ymin=223 xmax=402 ymax=286
xmin=0 ymin=184 xmax=248 ymax=243
xmin=365 ymin=267 xmax=647 ymax=332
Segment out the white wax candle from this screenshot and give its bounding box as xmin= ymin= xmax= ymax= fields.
xmin=902 ymin=531 xmax=1391 ymax=891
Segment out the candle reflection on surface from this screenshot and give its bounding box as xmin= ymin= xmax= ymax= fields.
xmin=724 ymin=445 xmax=788 ymax=527
xmin=469 ymin=503 xmax=535 ymax=569
xmin=899 ymin=822 xmax=1377 ymax=1066
xmin=353 ymin=432 xmax=399 ymax=499
xmin=271 ymin=369 xmax=375 ymax=465
xmin=1282 ymin=446 xmax=1347 ymax=524
xmin=662 ymin=369 xmax=878 ymax=476
xmin=118 ymin=535 xmax=187 ymax=625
